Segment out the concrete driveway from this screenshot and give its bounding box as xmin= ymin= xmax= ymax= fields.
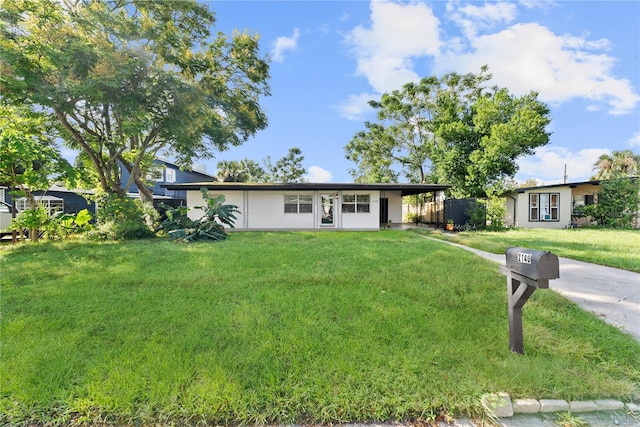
xmin=418 ymin=235 xmax=640 ymax=343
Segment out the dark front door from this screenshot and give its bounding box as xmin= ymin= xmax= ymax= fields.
xmin=379 ymin=198 xmax=389 ymax=224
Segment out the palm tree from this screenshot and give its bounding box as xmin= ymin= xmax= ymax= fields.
xmin=592 ymin=150 xmax=639 ymax=180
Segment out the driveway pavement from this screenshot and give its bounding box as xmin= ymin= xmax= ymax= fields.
xmin=418 ymin=235 xmax=640 ymax=343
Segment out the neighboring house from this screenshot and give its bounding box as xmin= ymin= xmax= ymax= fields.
xmin=121 ymin=158 xmax=216 ymax=202
xmin=163 ymin=182 xmax=450 ymax=231
xmin=1 ymin=185 xmax=97 ymax=215
xmin=502 ymin=179 xmax=636 ymax=229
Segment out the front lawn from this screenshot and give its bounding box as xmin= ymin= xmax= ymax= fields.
xmin=1 ymin=231 xmax=639 ymax=426
xmin=412 ymin=228 xmax=640 ymax=272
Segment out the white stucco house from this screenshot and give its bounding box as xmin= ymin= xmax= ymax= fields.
xmin=163 ymin=182 xmax=449 ymax=230
xmin=502 ymin=179 xmax=639 ymax=229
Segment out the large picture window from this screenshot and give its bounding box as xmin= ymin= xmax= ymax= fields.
xmin=529 ymin=193 xmax=559 ymax=221
xmin=284 ymin=195 xmax=312 ymax=213
xmin=342 ymin=194 xmax=370 ymax=213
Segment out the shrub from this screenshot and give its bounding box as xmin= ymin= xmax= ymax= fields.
xmin=465 ymin=200 xmax=487 ymax=230
xmin=585 ymin=178 xmax=640 ymax=228
xmin=10 ymin=206 xmax=49 ymax=242
xmin=89 ymin=194 xmax=155 ymax=240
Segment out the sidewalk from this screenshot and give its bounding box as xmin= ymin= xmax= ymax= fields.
xmin=418 ymin=235 xmax=640 ymax=343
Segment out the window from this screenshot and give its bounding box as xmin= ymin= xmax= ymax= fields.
xmin=284 ymin=195 xmax=312 ymax=213
xmin=146 ymin=167 xmax=163 ymax=182
xmin=165 ymin=168 xmax=176 ymax=183
xmin=342 ymin=194 xmax=370 ymax=213
xmin=529 ymin=193 xmax=559 ymax=221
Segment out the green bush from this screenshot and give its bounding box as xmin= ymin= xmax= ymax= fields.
xmin=10 ymin=206 xmax=49 ymax=242
xmin=464 ymin=200 xmax=486 ymax=230
xmin=584 ymin=178 xmax=640 ymax=229
xmin=89 ymin=194 xmax=155 ymax=240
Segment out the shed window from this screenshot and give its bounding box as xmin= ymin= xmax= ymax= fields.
xmin=342 ymin=194 xmax=370 ymax=213
xmin=284 ymin=195 xmax=312 ymax=214
xmin=529 ymin=193 xmax=559 ymax=221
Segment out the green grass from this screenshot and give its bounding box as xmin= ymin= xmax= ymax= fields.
xmin=412 ymin=228 xmax=640 ymax=272
xmin=1 ymin=232 xmax=639 ymax=426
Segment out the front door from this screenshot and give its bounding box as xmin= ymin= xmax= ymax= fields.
xmin=320 ymin=194 xmax=334 ymax=226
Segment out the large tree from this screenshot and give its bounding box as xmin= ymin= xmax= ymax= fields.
xmin=0 ymin=0 xmax=270 ymax=202
xmin=345 ymin=67 xmax=551 ymax=197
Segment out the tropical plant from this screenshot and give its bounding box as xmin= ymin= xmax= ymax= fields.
xmin=216 ymin=159 xmax=267 ymax=182
xmin=592 ymin=150 xmax=639 ymax=180
xmin=50 ymin=209 xmax=94 ymax=239
xmin=165 ymin=188 xmax=239 ymax=242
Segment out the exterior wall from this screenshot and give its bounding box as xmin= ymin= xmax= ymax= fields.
xmin=381 ymin=191 xmax=403 ymax=224
xmin=512 ymin=186 xmax=572 ymax=229
xmin=185 ymin=189 xmax=384 ymax=230
xmin=339 ymin=190 xmax=380 ymax=230
xmin=246 ymin=191 xmax=316 ymax=229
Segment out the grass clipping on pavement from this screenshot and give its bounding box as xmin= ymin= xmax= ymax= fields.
xmin=1 ymin=231 xmax=639 ymax=425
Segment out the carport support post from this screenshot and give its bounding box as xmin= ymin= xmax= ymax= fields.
xmin=507 ymin=271 xmax=537 ymax=354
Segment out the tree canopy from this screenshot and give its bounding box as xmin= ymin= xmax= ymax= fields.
xmin=345 ymin=67 xmax=551 ymax=198
xmin=0 ymin=104 xmax=75 ymax=208
xmin=0 ymin=0 xmax=270 ymax=202
xmin=216 ymin=147 xmax=307 ymax=183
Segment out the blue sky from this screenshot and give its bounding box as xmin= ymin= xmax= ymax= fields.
xmin=198 ymin=0 xmax=640 ymax=185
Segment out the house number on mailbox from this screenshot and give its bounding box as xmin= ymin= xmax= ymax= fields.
xmin=517 ymin=253 xmax=532 ymax=264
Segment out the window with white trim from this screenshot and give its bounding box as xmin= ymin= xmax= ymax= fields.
xmin=165 ymin=168 xmax=176 ymax=183
xmin=146 ymin=167 xmax=163 ymax=182
xmin=342 ymin=194 xmax=370 ymax=213
xmin=284 ymin=195 xmax=312 ymax=213
xmin=529 ymin=193 xmax=559 ymax=221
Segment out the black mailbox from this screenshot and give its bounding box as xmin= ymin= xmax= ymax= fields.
xmin=505 ymin=247 xmax=560 ymax=354
xmin=505 ymin=247 xmax=559 ymax=288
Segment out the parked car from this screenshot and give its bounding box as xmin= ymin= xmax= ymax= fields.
xmin=0 ymin=201 xmax=16 ymax=236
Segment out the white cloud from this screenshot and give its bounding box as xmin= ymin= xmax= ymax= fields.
xmin=335 ymin=92 xmax=377 ymax=121
xmin=630 ymin=131 xmax=640 ymax=148
xmin=271 ymin=28 xmax=300 ymax=63
xmin=306 ymin=166 xmax=333 ymax=183
xmin=447 ymin=1 xmax=516 ymax=39
xmin=345 ymin=1 xmax=441 ymax=93
xmin=344 ymin=1 xmax=639 ymax=117
xmin=434 ymin=22 xmax=640 ymax=115
xmin=517 ymin=146 xmax=609 ymax=183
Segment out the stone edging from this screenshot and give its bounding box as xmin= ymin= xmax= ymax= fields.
xmin=482 ymin=393 xmax=639 ymax=418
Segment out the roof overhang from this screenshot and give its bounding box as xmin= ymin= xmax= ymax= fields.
xmin=163 ymin=182 xmax=450 ymax=197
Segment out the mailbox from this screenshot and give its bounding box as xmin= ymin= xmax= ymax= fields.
xmin=505 ymin=247 xmax=559 ymax=288
xmin=505 ymin=247 xmax=560 ymax=354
